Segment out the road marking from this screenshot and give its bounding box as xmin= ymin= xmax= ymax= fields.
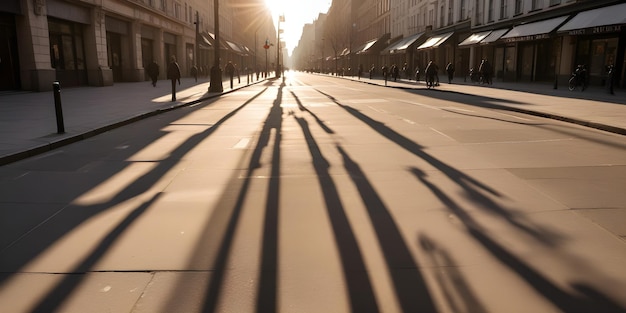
xmin=402 ymin=118 xmax=416 ymax=125
xmin=495 ymin=112 xmax=533 ymax=121
xmin=233 ymin=138 xmax=251 ymax=149
xmin=347 ymin=99 xmax=387 ymax=103
xmin=367 ymin=105 xmax=387 ymax=113
xmin=430 ymin=127 xmax=454 ymax=140
xmin=394 ymin=99 xmax=440 ymax=110
xmin=443 ymin=106 xmax=474 ymax=112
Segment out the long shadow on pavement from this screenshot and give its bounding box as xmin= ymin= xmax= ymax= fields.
xmin=0 ymin=86 xmax=268 ymax=312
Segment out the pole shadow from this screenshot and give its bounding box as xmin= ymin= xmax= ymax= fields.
xmin=337 ymin=145 xmax=439 ymax=313
xmin=0 ymin=87 xmax=268 ymax=312
xmin=295 ymin=116 xmax=379 ymax=312
xmin=410 ymin=167 xmax=626 ymax=313
xmin=315 ymin=89 xmax=562 ymax=246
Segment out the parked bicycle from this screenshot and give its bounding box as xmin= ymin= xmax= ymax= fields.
xmin=568 ymin=64 xmax=587 ymax=91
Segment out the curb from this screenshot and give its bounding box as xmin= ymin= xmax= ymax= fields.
xmin=0 ymin=81 xmax=263 ymax=167
xmin=332 ymin=74 xmax=626 ymax=136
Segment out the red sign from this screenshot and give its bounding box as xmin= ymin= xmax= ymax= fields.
xmin=263 ymin=44 xmax=270 ymax=49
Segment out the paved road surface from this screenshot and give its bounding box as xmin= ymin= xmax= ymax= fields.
xmin=1 ymin=72 xmax=625 ymax=312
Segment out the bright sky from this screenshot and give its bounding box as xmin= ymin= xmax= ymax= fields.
xmin=265 ymin=0 xmax=331 ymax=56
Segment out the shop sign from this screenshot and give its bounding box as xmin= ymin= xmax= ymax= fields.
xmin=503 ymin=34 xmax=550 ymax=43
xmin=569 ymin=25 xmax=623 ymax=36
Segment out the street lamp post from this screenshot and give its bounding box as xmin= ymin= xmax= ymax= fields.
xmin=276 ymin=15 xmax=284 ymax=78
xmin=208 ymin=0 xmax=223 ymax=92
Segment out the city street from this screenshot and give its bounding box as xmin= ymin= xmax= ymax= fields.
xmin=1 ymin=72 xmax=626 ymax=312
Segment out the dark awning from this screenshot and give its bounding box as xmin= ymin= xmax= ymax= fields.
xmin=417 ymin=32 xmax=453 ymax=50
xmin=382 ymin=32 xmax=424 ymax=54
xmin=458 ymin=31 xmax=491 ymax=47
xmin=557 ymin=3 xmax=626 ymax=35
xmin=198 ymin=32 xmax=213 ymax=49
xmin=480 ymin=28 xmax=509 ymax=44
xmin=501 ymin=16 xmax=568 ymax=42
xmin=355 ymin=33 xmax=391 ymax=55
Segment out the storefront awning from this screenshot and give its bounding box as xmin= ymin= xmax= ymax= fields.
xmin=458 ymin=31 xmax=491 ymax=47
xmin=480 ymin=28 xmax=509 ymax=44
xmin=557 ymin=3 xmax=626 ymax=35
xmin=501 ymin=16 xmax=568 ymax=42
xmin=198 ymin=32 xmax=213 ymax=49
xmin=225 ymin=40 xmax=247 ymax=56
xmin=355 ymin=33 xmax=391 ymax=55
xmin=382 ymin=32 xmax=424 ymax=54
xmin=417 ymin=32 xmax=453 ymax=50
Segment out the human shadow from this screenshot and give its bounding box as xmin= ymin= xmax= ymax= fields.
xmin=315 ymin=89 xmax=562 ymax=246
xmin=0 ymin=87 xmax=268 ymax=312
xmin=197 ymin=82 xmax=285 ymax=313
xmin=295 ymin=116 xmax=379 ymax=312
xmin=411 ymin=167 xmax=626 ymax=313
xmin=418 ymin=233 xmax=488 ymax=313
xmin=337 ymin=145 xmax=439 ymax=313
xmin=291 ymin=90 xmax=334 ymax=134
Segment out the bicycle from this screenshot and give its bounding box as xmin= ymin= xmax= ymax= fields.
xmin=568 ymin=66 xmax=587 ymax=91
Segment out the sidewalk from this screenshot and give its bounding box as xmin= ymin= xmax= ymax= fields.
xmin=0 ymin=75 xmax=264 ymax=166
xmin=1 ymin=72 xmax=625 ymax=166
xmin=336 ymin=73 xmax=626 ymax=135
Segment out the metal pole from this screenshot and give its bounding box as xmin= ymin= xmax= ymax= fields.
xmin=276 ymin=16 xmax=281 ymax=78
xmin=53 ymin=81 xmax=65 ymax=134
xmin=209 ymin=0 xmax=223 ymax=92
xmin=195 ymin=11 xmax=199 ymax=67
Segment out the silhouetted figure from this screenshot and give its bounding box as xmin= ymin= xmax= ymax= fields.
xmin=167 ymin=55 xmax=181 ymax=101
xmin=446 ymin=62 xmax=455 ymax=83
xmin=225 ymin=61 xmax=235 ymax=89
xmin=190 ymin=65 xmax=198 ymax=82
xmin=147 ymin=60 xmax=159 ymax=87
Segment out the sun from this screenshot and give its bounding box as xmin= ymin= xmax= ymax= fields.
xmin=264 ymin=0 xmax=284 ymax=20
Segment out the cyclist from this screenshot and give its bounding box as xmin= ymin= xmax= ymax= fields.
xmin=425 ymin=61 xmax=438 ymax=88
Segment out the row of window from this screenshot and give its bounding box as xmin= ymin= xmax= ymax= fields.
xmin=403 ymin=0 xmax=569 ymax=33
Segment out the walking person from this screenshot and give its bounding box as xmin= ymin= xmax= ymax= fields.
xmin=147 ymin=60 xmax=159 ymax=87
xmin=190 ymin=64 xmax=198 ymax=82
xmin=167 ymin=55 xmax=181 ymax=101
xmin=446 ymin=62 xmax=455 ymax=84
xmin=425 ymin=61 xmax=438 ymax=88
xmin=479 ymin=59 xmax=492 ymax=85
xmin=225 ymin=61 xmax=235 ymax=89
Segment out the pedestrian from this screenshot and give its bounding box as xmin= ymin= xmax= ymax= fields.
xmin=358 ymin=64 xmax=363 ymax=80
xmin=402 ymin=63 xmax=409 ymax=80
xmin=370 ymin=64 xmax=375 ymax=79
xmin=225 ymin=61 xmax=235 ymax=89
xmin=392 ymin=64 xmax=399 ymax=82
xmin=382 ymin=64 xmax=388 ymax=81
xmin=190 ymin=64 xmax=198 ymax=82
xmin=414 ymin=66 xmax=420 ymax=82
xmin=479 ymin=59 xmax=492 ymax=85
xmin=425 ymin=61 xmax=438 ymax=87
xmin=147 ymin=60 xmax=159 ymax=87
xmin=235 ymin=63 xmax=240 ymax=84
xmin=167 ymin=55 xmax=181 ymax=101
xmin=446 ymin=62 xmax=455 ymax=84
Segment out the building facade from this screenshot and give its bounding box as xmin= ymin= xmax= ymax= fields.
xmin=292 ymin=0 xmax=626 ymax=89
xmin=0 ymin=0 xmax=274 ymax=92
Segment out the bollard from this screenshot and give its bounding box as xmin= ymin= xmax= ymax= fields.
xmin=53 ymin=81 xmax=65 ymax=134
